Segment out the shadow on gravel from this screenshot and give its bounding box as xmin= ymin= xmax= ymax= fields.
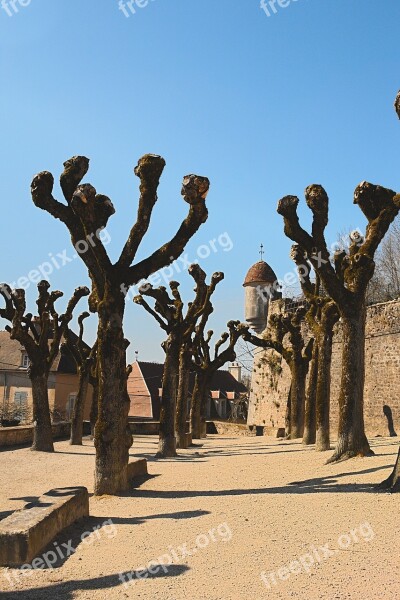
xmin=130 ymin=464 xmax=392 ymax=498
xmin=2 ymin=568 xmax=190 ymax=600
xmin=11 ymin=510 xmax=208 ymax=571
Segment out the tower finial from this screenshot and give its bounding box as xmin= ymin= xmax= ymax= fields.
xmin=259 ymin=243 xmax=264 ymax=261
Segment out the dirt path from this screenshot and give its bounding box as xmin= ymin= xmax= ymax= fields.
xmin=0 ymin=435 xmax=398 ymax=600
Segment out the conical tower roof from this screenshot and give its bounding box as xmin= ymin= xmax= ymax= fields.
xmin=243 ymin=260 xmax=277 ymax=287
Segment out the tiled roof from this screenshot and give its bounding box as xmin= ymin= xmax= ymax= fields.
xmin=0 ymin=330 xmax=81 ymax=374
xmin=243 ymin=261 xmax=277 ymax=286
xmin=135 ymin=361 xmax=247 ymax=396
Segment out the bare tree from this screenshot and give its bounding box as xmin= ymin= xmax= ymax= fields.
xmin=31 ymin=155 xmax=209 ymax=493
xmin=64 ymin=312 xmax=97 ymax=445
xmin=369 ymin=219 xmax=400 ymax=301
xmin=337 ymin=226 xmax=400 ymax=304
xmin=134 ymin=266 xmax=223 ymax=455
xmin=277 ymin=180 xmax=400 ymax=462
xmin=302 ymin=317 xmax=318 ymax=446
xmin=190 ymin=320 xmax=243 ymax=439
xmin=289 ymin=252 xmax=339 ymax=450
xmin=240 ymin=306 xmax=313 ymax=439
xmin=377 ymin=450 xmax=400 ymax=493
xmin=0 ymin=281 xmax=89 ymax=452
xmin=376 ymin=90 xmax=400 ymax=491
xmin=89 ymin=355 xmax=99 ymax=439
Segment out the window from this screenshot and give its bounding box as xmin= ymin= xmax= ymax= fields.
xmin=21 ymin=353 xmax=30 ymax=369
xmin=14 ymin=391 xmax=28 ymax=418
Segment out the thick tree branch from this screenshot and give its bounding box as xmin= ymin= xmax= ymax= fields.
xmin=133 ymin=295 xmax=169 ymax=331
xmin=31 ymin=171 xmax=72 ymax=225
xmin=124 ymin=174 xmax=209 ymax=286
xmin=117 ymin=154 xmax=166 ymax=269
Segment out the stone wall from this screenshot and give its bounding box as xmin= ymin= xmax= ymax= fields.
xmin=210 ymin=421 xmax=256 ymax=437
xmin=0 ymin=422 xmax=71 ymax=448
xmin=247 ymin=299 xmax=400 ymax=438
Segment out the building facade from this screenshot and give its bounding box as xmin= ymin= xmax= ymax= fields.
xmin=245 ymin=257 xmax=400 ymax=438
xmin=0 ymin=331 xmax=93 ymax=424
xmin=127 ymin=361 xmax=247 ymax=421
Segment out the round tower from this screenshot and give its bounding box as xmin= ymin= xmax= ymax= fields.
xmin=243 ymin=247 xmax=279 ymax=334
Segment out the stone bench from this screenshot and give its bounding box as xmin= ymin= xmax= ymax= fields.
xmin=0 ymin=422 xmax=71 ymax=448
xmin=0 ymin=486 xmax=89 ymax=567
xmin=127 ymin=458 xmax=148 ymax=481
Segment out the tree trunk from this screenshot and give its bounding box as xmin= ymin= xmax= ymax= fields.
xmin=315 ymin=326 xmax=333 ymax=451
xmin=285 ymin=388 xmax=291 ymax=438
xmin=157 ymin=335 xmax=179 ymax=458
xmin=31 ymin=368 xmax=54 ymax=453
xmin=376 ymin=447 xmax=400 ymax=492
xmin=289 ymin=358 xmax=307 ymax=439
xmin=175 ymin=350 xmax=190 ymax=449
xmin=303 ymin=343 xmax=318 ymax=445
xmin=90 ymin=378 xmax=98 ymax=439
xmin=191 ymin=372 xmax=209 ymax=439
xmin=94 ymin=301 xmax=132 ymax=495
xmin=200 ymin=375 xmax=211 ymax=438
xmin=70 ymin=367 xmax=89 ymax=446
xmin=327 ymin=306 xmax=373 ymax=463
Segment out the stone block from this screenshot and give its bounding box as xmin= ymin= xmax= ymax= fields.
xmin=0 ymin=486 xmax=89 ymax=567
xmin=127 ymin=458 xmax=148 ymax=481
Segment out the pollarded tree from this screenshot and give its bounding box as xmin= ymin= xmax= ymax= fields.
xmin=302 ymin=312 xmax=318 ymax=446
xmin=289 ymin=249 xmax=339 ymax=450
xmin=240 ymin=306 xmax=313 ymax=439
xmin=0 ymin=281 xmax=89 ymax=452
xmin=89 ymin=355 xmax=99 ymax=439
xmin=277 ymin=182 xmax=400 ymax=462
xmin=64 ymin=312 xmax=97 ymax=446
xmin=377 ymin=451 xmax=400 ymax=493
xmin=190 ymin=320 xmax=243 ymax=439
xmin=375 ymin=90 xmax=400 ymax=491
xmin=31 ymin=155 xmax=209 ymax=494
xmin=134 ymin=265 xmax=223 ymax=455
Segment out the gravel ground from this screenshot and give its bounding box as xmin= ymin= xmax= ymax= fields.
xmin=0 ymin=434 xmax=399 ymax=600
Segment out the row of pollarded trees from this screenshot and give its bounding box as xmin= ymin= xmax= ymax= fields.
xmin=133 ymin=266 xmax=245 ymax=457
xmin=28 ymin=154 xmax=215 ymax=495
xmin=2 ymin=153 xmax=246 ymax=495
xmin=0 ymin=282 xmax=99 ymax=448
xmin=241 ymin=91 xmax=400 ymax=488
xmin=0 ymin=281 xmax=90 ymax=452
xmin=3 ymin=91 xmax=400 ymax=494
xmin=0 ymin=154 xmax=214 ymax=495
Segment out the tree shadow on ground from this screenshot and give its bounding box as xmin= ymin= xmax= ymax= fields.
xmin=0 ymin=509 xmax=14 ymax=520
xmin=25 ymin=509 xmax=210 ymax=569
xmin=130 ymin=464 xmax=392 ymax=499
xmin=2 ymin=568 xmax=189 ymax=600
xmin=288 ymin=464 xmax=391 ymax=489
xmin=9 ymin=488 xmax=94 ymax=509
xmin=134 ymin=445 xmax=318 ymax=464
xmin=136 ymin=452 xmax=208 ymax=463
xmin=54 ymin=451 xmax=95 ymax=456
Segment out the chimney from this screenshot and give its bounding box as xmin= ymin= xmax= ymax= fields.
xmin=229 ymin=362 xmax=242 ymax=383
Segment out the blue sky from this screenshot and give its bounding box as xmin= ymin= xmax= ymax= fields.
xmin=1 ymin=0 xmax=400 ymax=363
